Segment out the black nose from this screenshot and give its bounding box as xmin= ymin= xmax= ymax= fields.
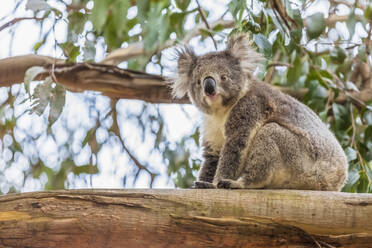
xmin=203 ymin=77 xmax=216 ymax=96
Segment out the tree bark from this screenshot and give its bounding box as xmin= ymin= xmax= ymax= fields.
xmin=0 ymin=55 xmax=371 ymax=105
xmin=0 ymin=189 xmax=371 ymax=248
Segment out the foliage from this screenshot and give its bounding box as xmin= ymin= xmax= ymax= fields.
xmin=0 ymin=0 xmax=371 ymax=193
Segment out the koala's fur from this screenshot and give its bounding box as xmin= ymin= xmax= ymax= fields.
xmin=171 ymin=35 xmax=348 ymax=191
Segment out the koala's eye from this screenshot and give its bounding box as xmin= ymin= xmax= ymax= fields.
xmin=197 ymin=79 xmax=201 ymax=86
xmin=221 ymin=75 xmax=228 ymax=81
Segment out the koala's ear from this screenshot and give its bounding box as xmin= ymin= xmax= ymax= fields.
xmin=226 ymin=34 xmax=264 ymax=75
xmin=170 ymin=46 xmax=196 ymax=98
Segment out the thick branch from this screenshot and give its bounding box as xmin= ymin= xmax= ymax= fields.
xmin=1 ymin=54 xmax=372 ymax=105
xmin=0 ymin=55 xmax=187 ymax=104
xmin=0 ymin=189 xmax=371 ymax=248
xmin=0 ymin=54 xmax=371 ymax=105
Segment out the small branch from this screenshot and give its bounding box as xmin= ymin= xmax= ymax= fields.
xmin=366 ymin=20 xmax=372 ymax=67
xmin=195 ymin=0 xmax=217 ymax=50
xmin=267 ymin=62 xmax=293 ymax=68
xmin=264 ymin=51 xmax=281 ymax=84
xmin=325 ymin=14 xmax=362 ymax=26
xmin=270 ymin=0 xmax=298 ymax=30
xmin=349 ymin=104 xmax=365 ymax=167
xmin=111 ymin=100 xmax=158 ymax=187
xmin=0 ymin=17 xmax=43 ymax=32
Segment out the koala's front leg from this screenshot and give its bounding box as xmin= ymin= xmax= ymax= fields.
xmin=213 ymin=133 xmax=250 ymax=189
xmin=213 ymin=95 xmax=265 ymax=189
xmin=194 ymin=145 xmax=218 ymax=189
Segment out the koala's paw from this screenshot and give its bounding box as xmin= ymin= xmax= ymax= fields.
xmin=194 ymin=181 xmax=216 ymax=189
xmin=216 ymin=179 xmax=242 ymax=189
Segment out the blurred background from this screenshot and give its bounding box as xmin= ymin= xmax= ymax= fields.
xmin=0 ymin=0 xmax=371 ymax=193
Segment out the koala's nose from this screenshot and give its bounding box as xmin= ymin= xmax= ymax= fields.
xmin=203 ymin=77 xmax=216 ymax=96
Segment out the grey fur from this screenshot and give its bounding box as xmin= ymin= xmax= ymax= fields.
xmin=171 ymin=34 xmax=348 ymax=191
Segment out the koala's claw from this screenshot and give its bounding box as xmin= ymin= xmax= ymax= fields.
xmin=194 ymin=181 xmax=216 ymax=189
xmin=216 ymin=179 xmax=232 ymax=189
xmin=217 ymin=179 xmax=243 ymax=189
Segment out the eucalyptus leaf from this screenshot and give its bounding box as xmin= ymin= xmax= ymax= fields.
xmin=48 ymin=84 xmax=66 ymax=125
xmin=26 ymin=0 xmax=51 ymax=11
xmin=306 ymin=13 xmax=325 ymax=40
xmin=24 ymin=66 xmax=45 ymax=98
xmin=345 ymin=147 xmax=357 ymax=162
xmin=253 ymin=34 xmax=272 ymax=58
xmin=91 ymin=0 xmax=108 ymax=32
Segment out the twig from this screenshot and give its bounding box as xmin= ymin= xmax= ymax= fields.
xmin=318 ymin=240 xmax=337 ymax=248
xmin=270 ymin=0 xmax=298 ymax=30
xmin=264 ymin=51 xmax=281 ymax=84
xmin=195 ymin=0 xmax=217 ymax=50
xmin=0 ymin=17 xmax=43 ymax=32
xmin=267 ymin=62 xmax=293 ymax=68
xmin=365 ymin=20 xmax=372 ymax=67
xmin=349 ymin=104 xmax=365 ymax=168
xmin=110 ymin=100 xmax=158 ymax=188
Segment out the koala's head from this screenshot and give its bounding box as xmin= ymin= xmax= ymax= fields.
xmin=171 ymin=34 xmax=263 ymax=114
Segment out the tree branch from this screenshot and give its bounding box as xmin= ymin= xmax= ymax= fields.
xmin=195 ymin=0 xmax=218 ymax=50
xmin=0 ymin=17 xmax=44 ymax=32
xmin=0 ymin=54 xmax=371 ymax=105
xmin=111 ymin=100 xmax=159 ymax=187
xmin=0 ymin=189 xmax=371 ymax=247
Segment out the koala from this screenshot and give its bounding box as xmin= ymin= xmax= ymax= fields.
xmin=170 ymin=34 xmax=348 ymax=191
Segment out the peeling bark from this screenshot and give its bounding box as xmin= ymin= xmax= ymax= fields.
xmin=0 ymin=55 xmax=371 ymax=105
xmin=0 ymin=189 xmax=371 ymax=248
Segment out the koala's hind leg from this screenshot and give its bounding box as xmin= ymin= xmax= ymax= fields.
xmin=216 ymin=125 xmax=282 ymax=189
xmin=218 ymin=123 xmax=292 ymax=189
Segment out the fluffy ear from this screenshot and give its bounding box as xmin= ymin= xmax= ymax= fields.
xmin=170 ymin=46 xmax=196 ymax=98
xmin=226 ymin=34 xmax=264 ymax=75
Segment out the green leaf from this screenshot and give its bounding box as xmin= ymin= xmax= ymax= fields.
xmin=59 ymin=42 xmax=80 ymax=62
xmin=191 ymin=127 xmax=200 ymax=146
xmin=82 ymin=39 xmax=96 ymax=61
xmin=346 ymin=11 xmax=356 ymax=39
xmin=111 ymin=0 xmax=130 ymax=37
xmin=73 ymin=165 xmax=99 ymax=175
xmin=26 ymin=0 xmax=51 ymax=11
xmin=330 ymin=47 xmax=347 ymax=64
xmin=365 ymin=126 xmax=372 ymax=149
xmin=253 ymin=34 xmax=272 ymax=58
xmin=365 ymin=162 xmax=372 ymax=184
xmin=137 ymin=1 xmax=150 ymax=24
xmin=332 ymin=103 xmax=349 ymax=130
xmin=365 ymin=5 xmax=372 ymax=20
xmin=342 ymin=168 xmax=360 ymax=192
xmin=357 ymin=172 xmax=369 ymax=193
xmin=24 ymin=66 xmax=45 ymax=98
xmin=287 ymin=53 xmax=302 ymax=84
xmin=48 ymin=84 xmax=66 ymax=125
xmin=176 ymin=0 xmax=191 ymax=11
xmin=306 ymin=13 xmax=325 ymax=40
xmin=364 ymin=110 xmax=372 ymax=125
xmin=169 ymin=12 xmax=187 ymax=37
xmin=228 ymin=0 xmax=246 ymax=21
xmin=68 ymin=12 xmax=87 ymax=34
xmin=345 ymin=147 xmax=357 ymax=162
xmin=91 ymin=0 xmax=108 ymax=32
xmin=33 ymin=41 xmax=43 ymax=52
xmin=30 ymin=77 xmax=53 ymax=116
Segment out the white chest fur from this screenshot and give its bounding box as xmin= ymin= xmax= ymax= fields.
xmin=202 ymin=109 xmax=230 ymax=153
